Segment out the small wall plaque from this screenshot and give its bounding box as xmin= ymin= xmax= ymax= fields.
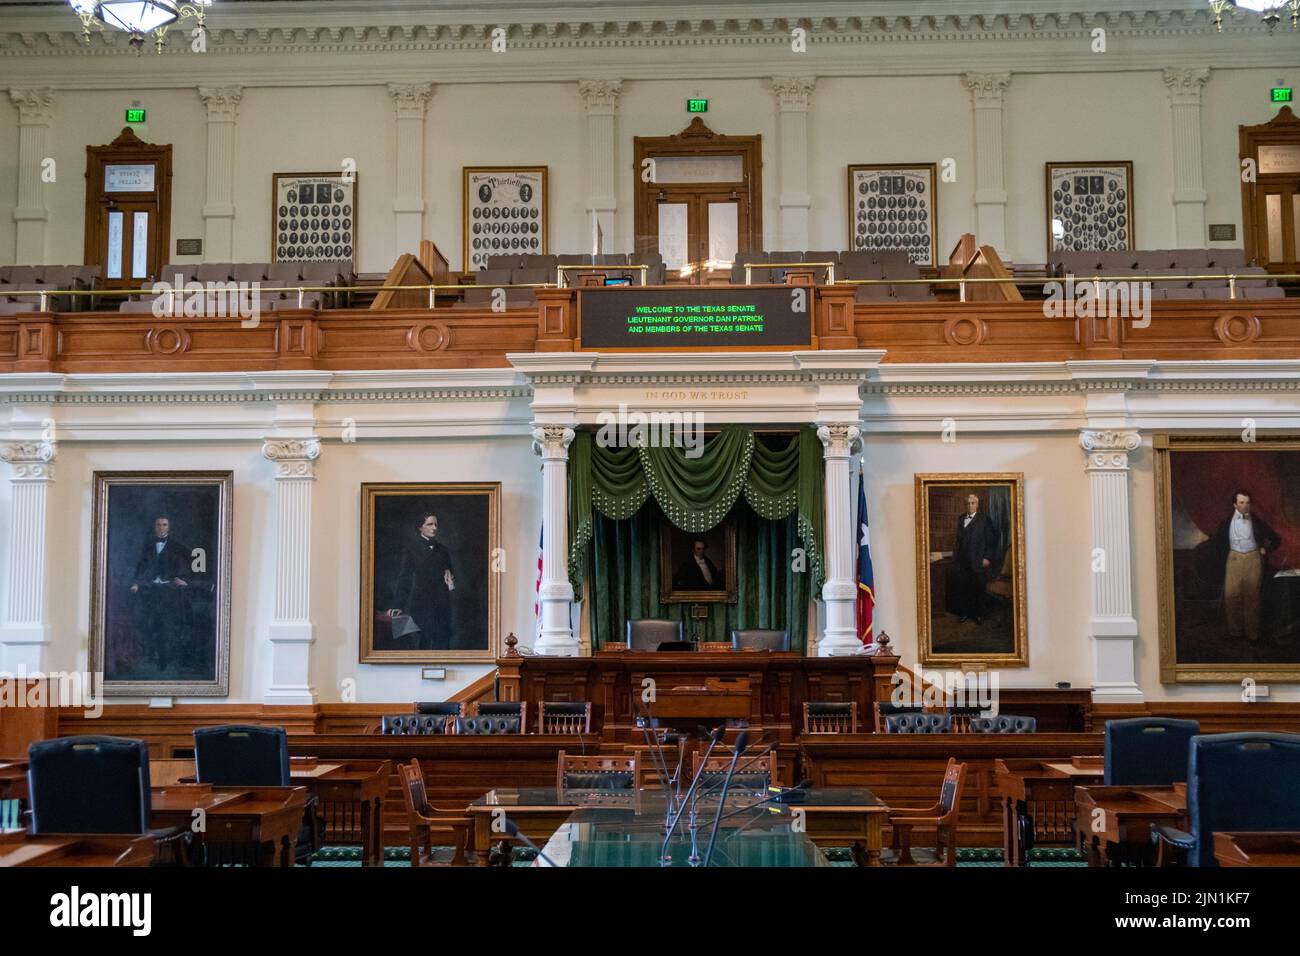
xmin=1208 ymin=224 xmax=1236 ymax=242
xmin=176 ymin=238 xmax=203 ymax=256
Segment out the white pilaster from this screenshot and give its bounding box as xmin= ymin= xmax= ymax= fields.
xmin=261 ymin=438 xmax=320 ymax=704
xmin=961 ymin=73 xmax=1011 ymax=256
xmin=1163 ymin=68 xmax=1210 ymax=247
xmin=9 ymin=89 xmax=54 ymax=265
xmin=772 ymin=76 xmax=816 ymax=252
xmin=1080 ymin=429 xmax=1144 ymax=704
xmin=532 ymin=425 xmax=578 ymax=656
xmin=198 ymin=86 xmax=242 ymax=262
xmin=0 ymin=440 xmax=55 ymax=672
xmin=388 ymin=83 xmax=433 ymax=256
xmin=816 ymin=423 xmax=862 ymax=656
xmin=578 ymin=79 xmax=622 ymax=254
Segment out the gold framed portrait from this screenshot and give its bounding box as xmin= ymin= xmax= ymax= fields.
xmin=658 ymin=518 xmax=738 ymax=605
xmin=360 ymin=482 xmax=501 ymax=664
xmin=915 ymin=473 xmax=1028 ymax=668
xmin=1155 ymin=433 xmax=1300 ymax=683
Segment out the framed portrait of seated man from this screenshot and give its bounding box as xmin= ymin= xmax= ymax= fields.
xmin=1155 ymin=434 xmax=1300 ymax=682
xmin=914 ymin=473 xmax=1028 ymax=668
xmin=360 ymin=482 xmax=501 ymax=663
xmin=658 ymin=518 xmax=737 ymax=604
xmin=89 ymin=472 xmax=233 ymax=696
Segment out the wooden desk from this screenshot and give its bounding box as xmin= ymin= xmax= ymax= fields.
xmin=993 ymin=756 xmax=1104 ymax=866
xmin=150 ymin=785 xmax=307 ymax=867
xmin=1074 ymin=785 xmax=1186 ymax=867
xmin=0 ymin=833 xmax=155 ymax=868
xmin=291 ymin=759 xmax=391 ymax=867
xmin=1214 ymin=831 xmax=1300 ymax=867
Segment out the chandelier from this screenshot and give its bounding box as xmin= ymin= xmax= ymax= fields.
xmin=1209 ymin=0 xmax=1300 ymax=31
xmin=68 ymin=1 xmax=213 ymax=54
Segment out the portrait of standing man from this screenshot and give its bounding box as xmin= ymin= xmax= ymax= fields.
xmin=387 ymin=513 xmax=456 ymax=650
xmin=954 ymin=494 xmax=998 ymax=625
xmin=1212 ymin=490 xmax=1281 ymax=643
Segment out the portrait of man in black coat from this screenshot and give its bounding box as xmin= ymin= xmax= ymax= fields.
xmin=953 ymin=494 xmax=999 ymax=625
xmin=126 ymin=515 xmax=193 ymax=671
xmin=673 ymin=539 xmax=724 ymax=591
xmin=387 ymin=513 xmax=457 ymax=650
xmin=1205 ymin=490 xmax=1281 ymax=642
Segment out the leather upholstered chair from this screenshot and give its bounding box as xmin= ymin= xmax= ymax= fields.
xmin=539 ymin=701 xmax=591 ymax=735
xmin=193 ymin=725 xmax=321 ymax=866
xmin=452 ymin=716 xmax=521 ymax=735
xmin=627 ymin=619 xmax=683 ymax=651
xmin=27 ymin=736 xmax=152 ymax=834
xmin=397 ymin=759 xmax=469 ymax=866
xmin=1153 ymin=732 xmax=1300 ymax=867
xmin=803 ymin=702 xmax=858 ymax=734
xmin=380 ymin=714 xmax=452 ymax=735
xmin=416 ymin=702 xmax=465 ymax=718
xmin=730 ymin=629 xmax=790 ymax=651
xmin=1104 ymin=717 xmax=1200 ymax=786
xmin=557 ymin=752 xmax=640 ymax=791
xmin=475 ymin=701 xmax=527 ymax=728
xmin=969 ymin=715 xmax=1037 ymax=734
xmin=884 ymin=757 xmax=968 ymax=866
xmin=875 ymin=701 xmax=924 ymax=733
xmin=885 ymin=713 xmax=953 ymax=734
xmin=692 ymin=752 xmax=774 ymax=793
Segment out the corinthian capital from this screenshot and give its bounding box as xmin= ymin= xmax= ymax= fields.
xmin=1162 ymin=68 xmax=1209 ymax=107
xmin=578 ymin=79 xmax=623 ymax=112
xmin=816 ymin=423 xmax=861 ymax=458
xmin=962 ymin=72 xmax=1011 ymax=108
xmin=9 ymin=88 xmax=54 ymax=123
xmin=532 ymin=425 xmax=575 ymax=460
xmin=262 ymin=438 xmax=321 ymax=478
xmin=198 ymin=86 xmax=243 ymax=122
xmin=388 ymin=82 xmax=434 ymax=119
xmin=771 ymin=75 xmax=816 ymax=111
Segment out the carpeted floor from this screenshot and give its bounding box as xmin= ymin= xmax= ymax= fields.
xmin=307 ymin=845 xmax=1086 ymax=867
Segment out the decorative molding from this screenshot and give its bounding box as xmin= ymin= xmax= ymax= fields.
xmin=577 ymin=78 xmax=622 ymax=112
xmin=531 ymin=424 xmax=575 ymax=460
xmin=0 ymin=441 xmax=56 ymax=479
xmin=8 ymin=87 xmax=54 ymax=122
xmin=262 ymin=438 xmax=321 ymax=478
xmin=387 ymin=81 xmax=433 ymax=118
xmin=962 ymin=71 xmax=1011 ymax=108
xmin=197 ymin=85 xmax=242 ymax=122
xmin=1162 ymin=66 xmax=1209 ymax=106
xmin=816 ymin=422 xmax=861 ymax=457
xmin=1080 ymin=428 xmax=1142 ymax=470
xmin=771 ymin=75 xmax=815 ymax=111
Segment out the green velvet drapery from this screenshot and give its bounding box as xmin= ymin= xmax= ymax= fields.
xmin=567 ymin=426 xmax=825 ymax=650
xmin=585 ymin=498 xmax=813 ymax=652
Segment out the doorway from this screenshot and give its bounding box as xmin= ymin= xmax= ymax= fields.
xmin=85 ymin=128 xmax=173 ymax=292
xmin=1240 ymin=107 xmax=1300 ymax=275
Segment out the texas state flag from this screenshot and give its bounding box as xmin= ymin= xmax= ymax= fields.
xmin=856 ymin=469 xmax=875 ymax=646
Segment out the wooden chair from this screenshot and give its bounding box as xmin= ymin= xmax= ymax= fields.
xmin=557 ymin=752 xmax=641 ymax=791
xmin=539 ymin=701 xmax=591 ymax=735
xmin=692 ymin=751 xmax=774 ymax=792
xmin=474 ymin=701 xmax=527 ymax=729
xmin=885 ymin=758 xmax=967 ymax=867
xmin=874 ymin=701 xmax=923 ymax=733
xmin=397 ymin=759 xmax=470 ymax=867
xmin=803 ymin=701 xmax=858 ymax=734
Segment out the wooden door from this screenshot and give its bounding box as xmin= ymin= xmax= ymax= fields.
xmin=1240 ymin=107 xmax=1300 ymax=275
xmin=85 ymin=128 xmax=172 ymax=291
xmin=653 ymin=189 xmax=745 ymax=278
xmin=1254 ymin=179 xmax=1300 ymax=269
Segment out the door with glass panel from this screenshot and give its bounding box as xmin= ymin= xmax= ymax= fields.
xmin=85 ymin=129 xmax=173 ymax=293
xmin=1240 ymin=109 xmax=1300 ymax=275
xmin=653 ymin=188 xmax=745 ymax=280
xmin=1253 ymin=180 xmax=1299 ymax=271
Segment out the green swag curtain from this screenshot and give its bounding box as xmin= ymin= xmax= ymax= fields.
xmin=568 ymin=426 xmax=825 ymax=650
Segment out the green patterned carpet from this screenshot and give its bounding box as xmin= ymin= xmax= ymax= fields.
xmin=307 ymin=845 xmax=1086 ymax=867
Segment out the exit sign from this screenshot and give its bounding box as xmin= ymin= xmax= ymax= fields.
xmin=1272 ymin=88 xmax=1292 ymax=103
xmin=125 ymin=108 xmax=146 ymax=124
xmin=687 ymin=98 xmax=708 ymax=113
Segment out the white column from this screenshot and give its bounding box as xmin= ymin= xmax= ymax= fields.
xmin=1080 ymin=429 xmax=1143 ymax=704
xmin=817 ymin=423 xmax=862 ymax=656
xmin=772 ymin=76 xmax=816 ymax=251
xmin=198 ymin=86 xmax=242 ymax=262
xmin=961 ymin=73 xmax=1011 ymax=256
xmin=532 ymin=425 xmax=578 ymax=656
xmin=388 ymin=83 xmax=433 ymax=257
xmin=1163 ymin=68 xmax=1210 ymax=248
xmin=9 ymin=89 xmax=54 ymax=265
xmin=261 ymin=438 xmax=320 ymax=705
xmin=578 ymin=79 xmax=622 ymax=253
xmin=0 ymin=440 xmax=55 ymax=672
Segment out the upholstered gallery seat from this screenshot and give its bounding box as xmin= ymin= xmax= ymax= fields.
xmin=452 ymin=716 xmax=521 ymax=735
xmin=380 ymin=715 xmax=451 ymax=735
xmin=969 ymin=715 xmax=1037 ymax=734
xmin=1104 ymin=717 xmax=1200 ymax=786
xmin=885 ymin=713 xmax=953 ymax=734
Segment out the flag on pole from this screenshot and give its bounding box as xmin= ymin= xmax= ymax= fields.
xmin=856 ymin=468 xmax=875 ymax=646
xmin=534 ymin=526 xmax=544 ymax=642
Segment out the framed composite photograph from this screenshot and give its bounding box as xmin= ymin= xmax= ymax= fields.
xmin=271 ymin=171 xmax=357 ymax=266
xmin=914 ymin=473 xmax=1028 ymax=668
xmin=360 ymin=482 xmax=501 ymax=663
xmin=847 ymin=164 xmax=938 ymax=266
xmin=658 ymin=517 xmax=738 ymax=605
xmin=1045 ymin=161 xmax=1134 ymax=254
xmin=89 ymin=472 xmax=233 ymax=697
xmin=462 ymin=165 xmax=547 ymax=272
xmin=1155 ymin=433 xmax=1300 ymax=683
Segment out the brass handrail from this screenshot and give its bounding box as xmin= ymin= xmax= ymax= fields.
xmin=742 ymin=261 xmax=836 ymax=285
xmin=556 ymin=263 xmax=649 ymax=287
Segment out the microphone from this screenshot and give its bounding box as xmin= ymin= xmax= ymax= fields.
xmin=691 ymin=732 xmax=777 ymax=801
xmin=701 ymin=729 xmax=748 ymax=867
xmin=632 ymin=703 xmax=676 ymax=804
xmin=714 ymin=780 xmax=815 ymax=853
xmin=503 ymin=819 xmax=561 ymax=869
xmin=659 ymin=723 xmax=726 ymax=865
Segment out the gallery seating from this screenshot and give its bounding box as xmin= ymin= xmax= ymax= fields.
xmin=883 ymin=757 xmax=968 ymax=867
xmin=1104 ymin=717 xmax=1200 ymax=786
xmin=968 ymin=715 xmax=1037 ymax=734
xmin=538 ymin=701 xmax=592 ymax=735
xmin=885 ymin=713 xmax=954 ymax=734
xmin=1153 ymin=732 xmax=1300 ymax=867
xmin=1046 ymin=248 xmax=1284 ymax=299
xmin=120 ymin=260 xmax=353 ymax=312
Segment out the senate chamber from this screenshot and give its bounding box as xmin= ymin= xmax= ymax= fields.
xmin=0 ymin=0 xmax=1299 ymax=932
